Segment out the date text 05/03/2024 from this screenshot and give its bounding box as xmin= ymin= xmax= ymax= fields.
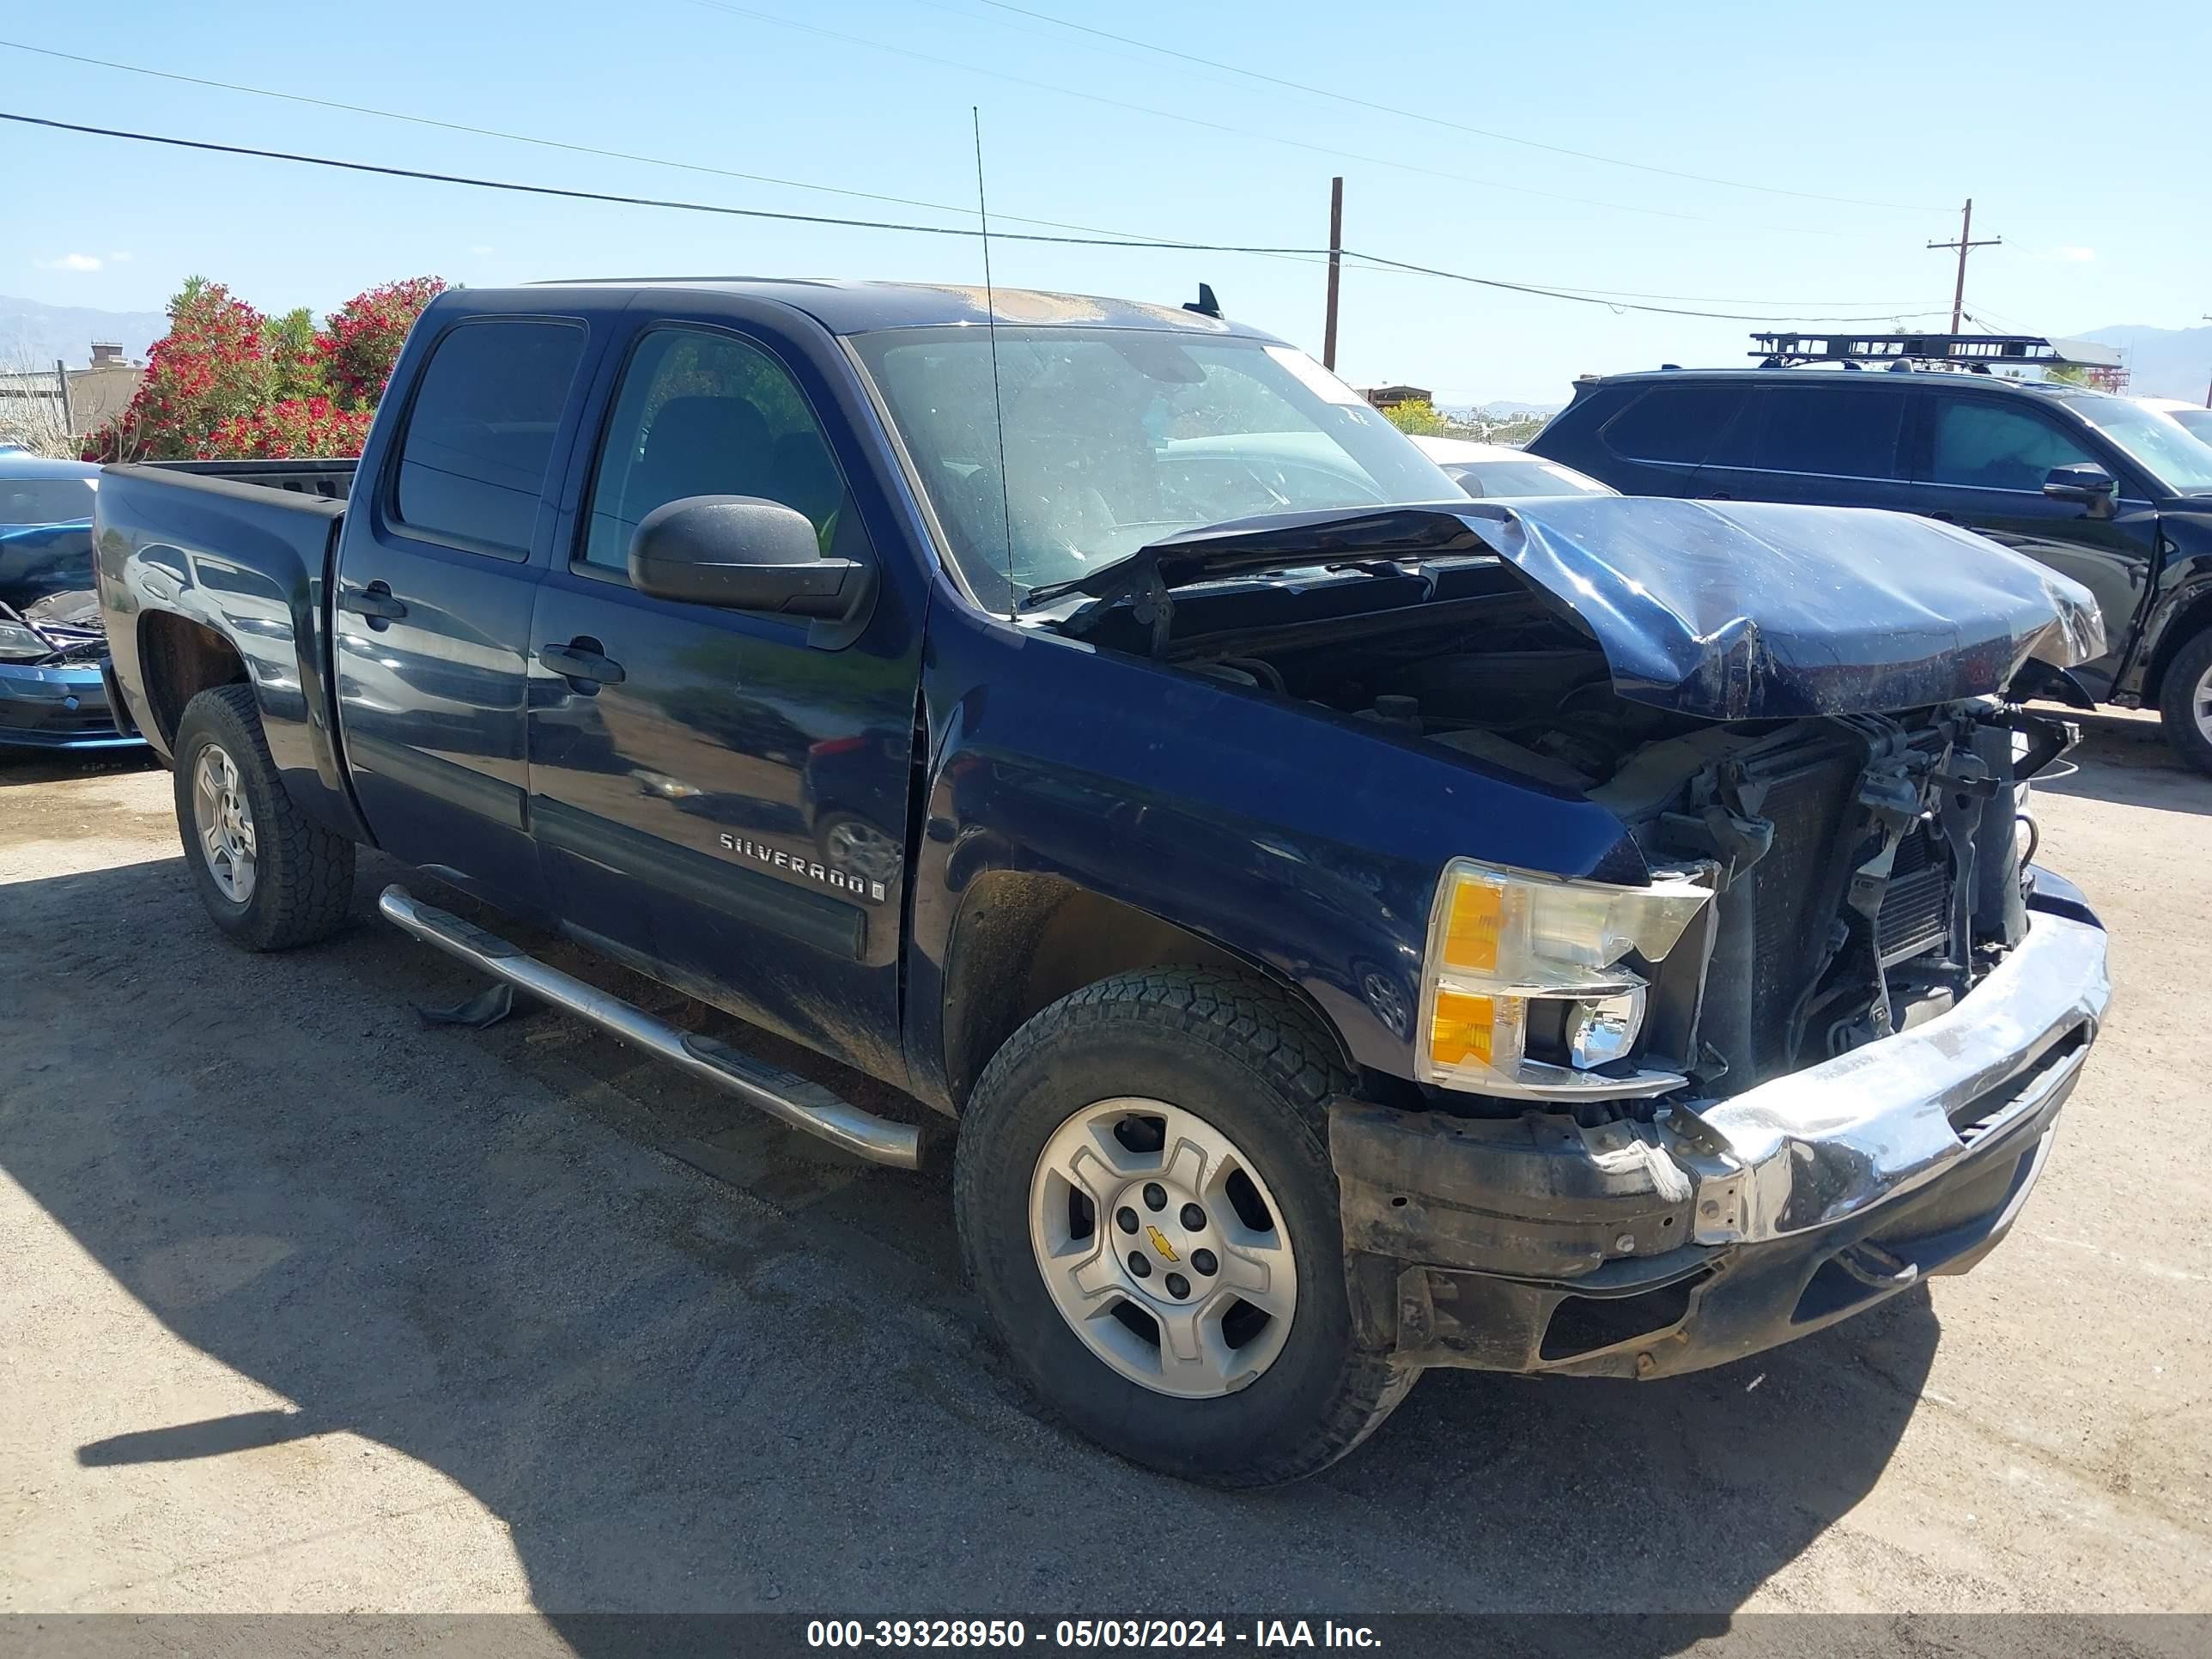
xmin=804 ymin=1620 xmax=1382 ymax=1649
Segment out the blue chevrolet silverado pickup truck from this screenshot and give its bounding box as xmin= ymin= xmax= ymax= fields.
xmin=94 ymin=279 xmax=2113 ymax=1486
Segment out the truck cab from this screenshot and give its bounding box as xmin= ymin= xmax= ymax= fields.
xmin=96 ymin=282 xmax=2113 ymax=1486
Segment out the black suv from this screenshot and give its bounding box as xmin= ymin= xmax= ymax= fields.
xmin=1529 ymin=366 xmax=2212 ymax=771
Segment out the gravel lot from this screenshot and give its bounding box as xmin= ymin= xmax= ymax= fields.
xmin=2 ymin=708 xmax=2207 ymax=1634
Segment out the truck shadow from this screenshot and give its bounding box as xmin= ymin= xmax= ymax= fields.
xmin=2030 ymin=707 xmax=2210 ymax=817
xmin=2 ymin=853 xmax=1936 ymax=1645
xmin=0 ymin=744 xmax=161 ymax=789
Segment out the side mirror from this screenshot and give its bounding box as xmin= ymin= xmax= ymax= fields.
xmin=629 ymin=495 xmax=872 ymax=621
xmin=2042 ymin=464 xmax=2118 ymax=513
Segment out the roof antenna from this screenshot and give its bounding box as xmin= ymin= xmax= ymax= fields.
xmin=972 ymin=106 xmax=1017 ymax=599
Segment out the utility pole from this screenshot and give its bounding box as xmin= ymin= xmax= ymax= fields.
xmin=1928 ymin=198 xmax=2001 ymax=334
xmin=2203 ymin=315 xmax=2210 ymax=410
xmin=1322 ymin=176 xmax=1344 ymax=371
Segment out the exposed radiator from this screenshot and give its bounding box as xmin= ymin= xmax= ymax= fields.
xmin=1736 ymin=748 xmax=1863 ymax=1082
xmin=1872 ymin=830 xmax=1952 ymax=966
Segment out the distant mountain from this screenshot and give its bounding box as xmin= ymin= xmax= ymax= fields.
xmin=0 ymin=295 xmax=166 ymax=369
xmin=2081 ymin=324 xmax=2212 ymax=404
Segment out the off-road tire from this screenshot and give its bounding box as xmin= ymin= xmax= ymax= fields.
xmin=2157 ymin=629 xmax=2212 ymax=777
xmin=173 ymin=684 xmax=356 ymax=950
xmin=954 ymin=964 xmax=1418 ymax=1486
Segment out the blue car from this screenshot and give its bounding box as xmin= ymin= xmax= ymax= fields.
xmin=0 ymin=454 xmax=141 ymax=750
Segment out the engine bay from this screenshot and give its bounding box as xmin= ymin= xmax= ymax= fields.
xmin=1136 ymin=574 xmax=2075 ymax=1103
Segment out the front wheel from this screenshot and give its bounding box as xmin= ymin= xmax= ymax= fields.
xmin=954 ymin=966 xmax=1416 ymax=1486
xmin=2157 ymin=629 xmax=2212 ymax=777
xmin=173 ymin=684 xmax=356 ymax=950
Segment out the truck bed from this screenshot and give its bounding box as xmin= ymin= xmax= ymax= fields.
xmin=132 ymin=458 xmax=358 ymax=499
xmin=94 ymin=457 xmax=363 ymax=838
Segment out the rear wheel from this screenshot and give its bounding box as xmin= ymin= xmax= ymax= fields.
xmin=954 ymin=966 xmax=1416 ymax=1486
xmin=173 ymin=684 xmax=356 ymax=950
xmin=2157 ymin=629 xmax=2212 ymax=777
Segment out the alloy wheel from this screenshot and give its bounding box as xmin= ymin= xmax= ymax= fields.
xmin=1028 ymin=1097 xmax=1298 ymax=1398
xmin=191 ymin=741 xmax=258 ymax=904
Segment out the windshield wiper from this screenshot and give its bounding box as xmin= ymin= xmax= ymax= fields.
xmin=1019 ymin=556 xmax=1141 ymax=612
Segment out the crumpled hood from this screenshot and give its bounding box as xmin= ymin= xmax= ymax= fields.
xmin=1134 ymin=496 xmax=2105 ymax=721
xmin=1464 ymin=495 xmax=2103 ymax=719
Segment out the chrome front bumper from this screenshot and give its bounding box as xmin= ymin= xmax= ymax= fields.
xmin=1668 ymin=907 xmax=2110 ymax=1247
xmin=1333 ymin=901 xmax=2110 ymax=1376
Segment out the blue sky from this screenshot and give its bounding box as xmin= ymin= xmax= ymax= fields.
xmin=3 ymin=0 xmax=2204 ymax=403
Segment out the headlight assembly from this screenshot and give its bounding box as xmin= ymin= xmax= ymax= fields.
xmin=1419 ymin=857 xmax=1713 ymax=1099
xmin=0 ymin=621 xmax=56 ymax=663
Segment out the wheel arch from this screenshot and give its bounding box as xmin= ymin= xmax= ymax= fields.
xmin=938 ymin=871 xmax=1356 ymax=1113
xmin=137 ymin=611 xmax=249 ymax=750
xmin=2142 ymin=586 xmax=2212 ymax=706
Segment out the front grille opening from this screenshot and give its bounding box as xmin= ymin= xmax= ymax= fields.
xmin=1539 ymin=1275 xmax=1703 ymax=1362
xmin=1948 ymin=1026 xmax=2089 ymax=1140
xmin=1793 ymin=1259 xmax=1892 ymax=1327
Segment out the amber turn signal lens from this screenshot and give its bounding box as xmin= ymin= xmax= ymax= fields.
xmin=1431 ymin=988 xmax=1499 ymax=1068
xmin=1441 ymin=874 xmax=1504 ymax=973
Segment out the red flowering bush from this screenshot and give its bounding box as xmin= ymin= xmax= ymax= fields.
xmin=86 ymin=277 xmax=272 ymax=461
xmin=319 ymin=276 xmax=447 ymax=409
xmin=200 ymin=399 xmax=377 ymax=460
xmin=83 ymin=273 xmax=444 ymax=462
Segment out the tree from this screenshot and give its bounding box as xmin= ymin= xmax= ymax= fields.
xmin=84 ymin=276 xmax=271 ymax=460
xmin=319 ymin=276 xmax=446 ymax=409
xmin=1380 ymin=398 xmax=1450 ymax=436
xmin=82 ymin=274 xmax=445 ymax=462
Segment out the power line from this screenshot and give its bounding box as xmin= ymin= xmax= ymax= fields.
xmin=0 ymin=37 xmax=1230 ymax=252
xmin=683 ymin=0 xmax=1867 ymax=240
xmin=0 ymin=111 xmax=1308 ymax=252
xmin=1339 ymin=250 xmax=1954 ymax=325
xmin=952 ymin=0 xmax=1948 ymax=215
xmin=0 ymin=38 xmax=1946 ymax=314
xmin=0 ymin=110 xmax=1948 ymax=325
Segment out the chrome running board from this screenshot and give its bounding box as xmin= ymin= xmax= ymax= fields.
xmin=378 ymin=884 xmax=930 ymax=1170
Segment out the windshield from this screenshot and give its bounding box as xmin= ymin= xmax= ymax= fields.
xmin=2064 ymin=395 xmax=2212 ymax=494
xmin=0 ymin=477 xmax=96 ymax=526
xmin=850 ymin=325 xmax=1458 ymax=605
xmin=1444 ymin=458 xmax=1613 ymax=499
xmin=2165 ymin=406 xmax=2212 ymax=444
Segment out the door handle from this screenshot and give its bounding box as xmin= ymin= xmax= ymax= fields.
xmin=541 ymin=640 xmax=626 ymax=685
xmin=337 ymin=580 xmax=407 ymax=622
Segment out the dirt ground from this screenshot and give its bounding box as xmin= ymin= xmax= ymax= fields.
xmin=1 ymin=708 xmax=2207 ymax=1635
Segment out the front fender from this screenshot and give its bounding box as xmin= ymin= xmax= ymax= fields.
xmin=2128 ymin=540 xmax=2212 ymax=702
xmin=903 ymin=601 xmax=1643 ymax=1097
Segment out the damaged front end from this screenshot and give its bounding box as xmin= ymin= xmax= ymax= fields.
xmin=0 ymin=586 xmax=137 ymax=750
xmin=1035 ymin=495 xmax=2113 ymax=1378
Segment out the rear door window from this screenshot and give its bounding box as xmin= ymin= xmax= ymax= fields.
xmin=391 ymin=319 xmax=588 ymax=556
xmin=1924 ymin=401 xmax=2094 ymax=494
xmin=1600 ymin=386 xmax=1747 ymax=465
xmin=1752 ymin=386 xmax=1910 ymax=478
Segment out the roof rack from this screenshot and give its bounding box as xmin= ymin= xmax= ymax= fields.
xmin=1748 ymin=331 xmax=2123 ymax=374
